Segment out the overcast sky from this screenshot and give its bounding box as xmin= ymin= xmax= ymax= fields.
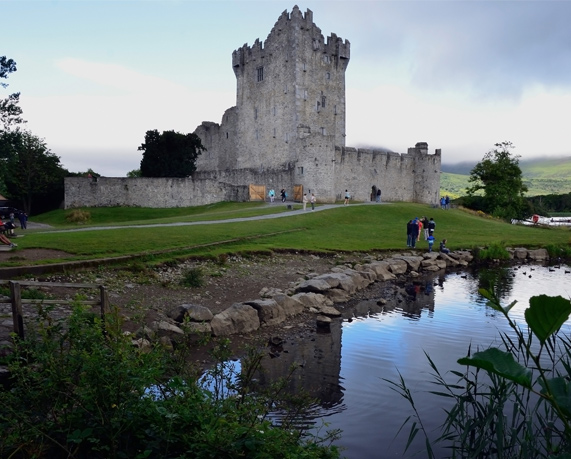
xmin=3 ymin=0 xmax=571 ymax=176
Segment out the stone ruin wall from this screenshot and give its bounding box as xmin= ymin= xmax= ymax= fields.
xmin=332 ymin=144 xmax=441 ymax=203
xmin=64 ymin=166 xmax=295 ymax=209
xmin=64 ymin=144 xmax=440 ymax=209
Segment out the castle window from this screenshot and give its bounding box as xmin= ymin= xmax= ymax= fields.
xmin=321 ymin=127 xmax=326 ymax=135
xmin=226 ymin=132 xmax=228 ymax=139
xmin=284 ymin=84 xmax=288 ymax=94
xmin=273 ymin=128 xmax=276 ymax=138
xmin=316 ymin=101 xmax=321 ymax=112
xmin=321 ymin=95 xmax=326 ymax=108
xmin=298 ymin=166 xmax=304 ymax=175
xmin=323 ymin=55 xmax=330 ymax=64
xmin=273 ymin=106 xmax=276 ymax=116
xmin=326 ymin=72 xmax=330 ymax=80
xmin=334 ymin=105 xmax=337 ymax=115
xmin=254 ymin=108 xmax=258 ymax=120
xmin=257 ymin=66 xmax=264 ymax=82
xmin=303 ymin=89 xmax=307 ymax=100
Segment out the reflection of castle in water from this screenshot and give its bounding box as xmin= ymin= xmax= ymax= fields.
xmin=256 ymin=319 xmax=344 ymax=411
xmin=254 ymin=272 xmax=443 ymax=413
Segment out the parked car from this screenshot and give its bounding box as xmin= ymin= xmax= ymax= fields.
xmin=0 ymin=207 xmax=23 ymax=219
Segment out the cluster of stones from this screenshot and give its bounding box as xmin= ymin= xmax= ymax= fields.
xmin=508 ymin=247 xmax=549 ymax=261
xmin=133 ymin=250 xmax=477 ymax=346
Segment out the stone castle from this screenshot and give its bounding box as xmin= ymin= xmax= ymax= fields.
xmin=64 ymin=6 xmax=441 ymax=209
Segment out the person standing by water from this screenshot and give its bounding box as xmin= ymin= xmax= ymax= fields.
xmin=427 ymin=233 xmax=435 ymax=252
xmin=422 ymin=217 xmax=429 ymax=240
xmin=428 ymin=217 xmax=436 ymax=236
xmin=407 ymin=219 xmax=419 ymax=248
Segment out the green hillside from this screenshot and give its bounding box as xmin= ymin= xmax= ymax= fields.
xmin=441 ymin=156 xmax=571 ymax=197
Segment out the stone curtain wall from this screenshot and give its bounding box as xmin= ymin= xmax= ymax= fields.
xmin=332 ymin=145 xmax=441 ymax=204
xmin=65 ymin=167 xmax=296 ymax=209
xmin=65 ymin=145 xmax=439 ymax=209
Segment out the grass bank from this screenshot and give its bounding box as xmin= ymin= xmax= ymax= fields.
xmin=4 ymin=202 xmax=571 ymax=267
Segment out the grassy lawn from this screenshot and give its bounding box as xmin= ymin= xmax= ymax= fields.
xmin=3 ymin=202 xmax=570 ymax=267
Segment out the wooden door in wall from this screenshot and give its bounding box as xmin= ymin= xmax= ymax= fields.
xmin=249 ymin=184 xmax=266 ymax=201
xmin=293 ymin=185 xmax=303 ymax=202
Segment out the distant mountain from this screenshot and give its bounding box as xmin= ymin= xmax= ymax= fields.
xmin=441 ymin=162 xmax=476 ymax=175
xmin=440 ymin=156 xmax=571 ymax=198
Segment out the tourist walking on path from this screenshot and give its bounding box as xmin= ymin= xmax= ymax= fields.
xmin=376 ymin=189 xmax=381 ymax=203
xmin=310 ymin=193 xmax=316 ymax=210
xmin=344 ymin=190 xmax=350 ymax=206
xmin=303 ymin=193 xmax=308 ymax=211
xmin=18 ymin=212 xmax=27 ymax=230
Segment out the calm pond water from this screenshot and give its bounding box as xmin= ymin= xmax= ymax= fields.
xmin=255 ymin=262 xmax=571 ymax=458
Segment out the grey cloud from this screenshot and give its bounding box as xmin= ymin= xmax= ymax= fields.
xmin=327 ymin=1 xmax=571 ymax=100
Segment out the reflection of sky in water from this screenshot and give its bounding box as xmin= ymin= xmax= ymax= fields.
xmin=319 ymin=264 xmax=571 ymax=458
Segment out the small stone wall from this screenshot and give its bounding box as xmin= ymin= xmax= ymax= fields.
xmin=133 ymin=247 xmax=550 ymax=345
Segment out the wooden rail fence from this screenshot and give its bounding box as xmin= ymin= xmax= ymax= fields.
xmin=0 ymin=280 xmax=109 ymax=340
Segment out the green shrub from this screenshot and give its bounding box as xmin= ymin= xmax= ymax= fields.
xmin=0 ymin=285 xmax=50 ymax=300
xmin=477 ymin=241 xmax=510 ymax=260
xmin=545 ymin=243 xmax=571 ymax=259
xmin=65 ymin=208 xmax=91 ymax=224
xmin=0 ymin=304 xmax=341 ymax=458
xmin=180 ymin=267 xmax=204 ymax=288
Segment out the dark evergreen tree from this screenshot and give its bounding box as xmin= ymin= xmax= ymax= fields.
xmin=4 ymin=130 xmax=67 ymax=214
xmin=138 ymin=130 xmax=205 ymax=178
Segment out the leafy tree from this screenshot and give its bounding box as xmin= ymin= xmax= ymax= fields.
xmin=138 ymin=129 xmax=205 ymax=178
xmin=67 ymin=167 xmax=101 ymax=178
xmin=126 ymin=168 xmax=141 ymax=177
xmin=4 ymin=130 xmax=67 ymax=214
xmin=467 ymin=141 xmax=529 ymax=220
xmin=0 ymin=56 xmax=26 ymax=132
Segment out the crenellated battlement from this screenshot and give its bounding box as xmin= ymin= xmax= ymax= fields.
xmin=232 ymin=5 xmax=350 ymax=73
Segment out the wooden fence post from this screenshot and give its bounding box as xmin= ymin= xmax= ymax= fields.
xmin=99 ymin=285 xmax=109 ymax=318
xmin=9 ymin=281 xmax=24 ymax=340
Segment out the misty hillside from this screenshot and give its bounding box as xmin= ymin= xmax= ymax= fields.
xmin=440 ymin=156 xmax=571 ymax=198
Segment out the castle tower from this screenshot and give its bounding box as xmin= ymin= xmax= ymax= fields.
xmin=195 ymin=6 xmax=350 ymax=188
xmin=231 ymin=6 xmax=350 ymax=169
